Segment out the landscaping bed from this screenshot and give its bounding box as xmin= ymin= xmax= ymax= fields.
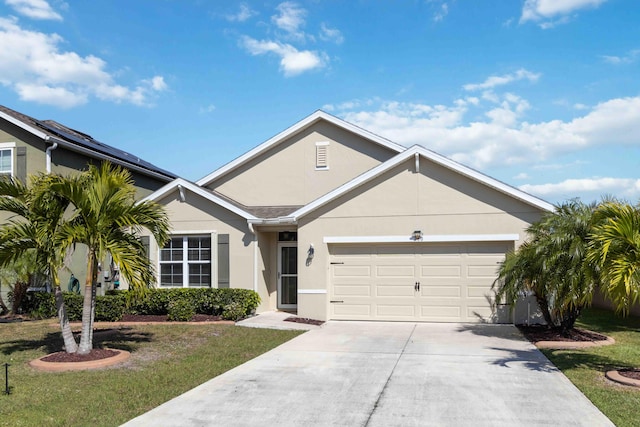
xmin=518 ymin=325 xmax=610 ymax=343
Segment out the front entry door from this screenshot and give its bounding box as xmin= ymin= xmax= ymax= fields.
xmin=278 ymin=243 xmax=298 ymax=309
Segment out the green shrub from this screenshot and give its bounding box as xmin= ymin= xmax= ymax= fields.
xmin=20 ymin=288 xmax=261 ymax=322
xmin=95 ymin=293 xmax=126 ymax=321
xmin=167 ymin=298 xmax=195 ymax=321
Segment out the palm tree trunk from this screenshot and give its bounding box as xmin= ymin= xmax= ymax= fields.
xmin=78 ymin=250 xmax=97 ymax=354
xmin=54 ymin=286 xmax=78 ymax=353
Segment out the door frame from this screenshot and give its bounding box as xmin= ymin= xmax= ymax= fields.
xmin=277 ymin=242 xmax=298 ymax=310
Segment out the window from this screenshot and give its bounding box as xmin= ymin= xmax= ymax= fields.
xmin=315 ymin=142 xmax=329 ymax=170
xmin=0 ymin=144 xmax=14 ymax=177
xmin=159 ymin=236 xmax=211 ymax=287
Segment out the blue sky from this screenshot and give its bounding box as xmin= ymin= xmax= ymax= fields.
xmin=1 ymin=0 xmax=639 ymax=204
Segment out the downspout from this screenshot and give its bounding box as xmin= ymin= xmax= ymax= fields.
xmin=45 ymin=136 xmax=58 ymax=174
xmin=247 ymin=222 xmax=258 ymax=293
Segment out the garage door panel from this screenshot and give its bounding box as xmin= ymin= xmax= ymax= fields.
xmin=377 ymin=304 xmax=415 ymax=318
xmin=421 ymin=286 xmax=461 ymax=297
xmin=377 ymin=284 xmax=415 ymax=297
xmin=420 ymin=265 xmax=461 ymax=277
xmin=376 ymin=265 xmax=415 ymax=277
xmin=333 ymin=285 xmax=371 ymax=297
xmin=330 ymin=242 xmax=509 ymax=322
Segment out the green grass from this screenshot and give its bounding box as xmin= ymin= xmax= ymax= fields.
xmin=541 ymin=308 xmax=640 ymax=427
xmin=0 ymin=320 xmax=303 ymax=427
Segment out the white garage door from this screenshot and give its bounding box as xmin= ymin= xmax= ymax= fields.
xmin=329 ymin=242 xmax=510 ymax=322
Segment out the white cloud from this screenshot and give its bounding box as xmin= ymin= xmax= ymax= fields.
xmin=240 ymin=36 xmax=327 ymax=76
xmin=319 ymin=23 xmax=343 ymax=44
xmin=272 ymin=1 xmax=306 ymax=39
xmin=226 ymin=3 xmax=257 ymax=22
xmin=0 ymin=17 xmax=166 ymax=107
xmin=520 ymin=0 xmax=607 ymax=28
xmin=433 ymin=2 xmax=449 ymax=22
xmin=520 ymin=178 xmax=640 ymax=202
xmin=199 ymin=104 xmax=216 ymax=114
xmin=334 ymin=93 xmax=640 ymax=172
xmin=514 ymin=172 xmax=530 ymax=180
xmin=5 ymin=0 xmax=62 ymax=21
xmin=602 ymin=49 xmax=640 ymax=65
xmin=463 ymin=69 xmax=540 ymax=91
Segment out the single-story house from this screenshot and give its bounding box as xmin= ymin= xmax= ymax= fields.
xmin=142 ymin=110 xmax=554 ymax=322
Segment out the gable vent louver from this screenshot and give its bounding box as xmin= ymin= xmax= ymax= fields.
xmin=316 ymin=142 xmax=329 ymax=170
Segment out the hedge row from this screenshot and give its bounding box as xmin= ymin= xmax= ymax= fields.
xmin=20 ymin=288 xmax=261 ymax=322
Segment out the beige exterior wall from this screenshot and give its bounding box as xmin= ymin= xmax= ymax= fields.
xmin=295 ymin=157 xmax=546 ymax=320
xmin=206 ymin=121 xmax=398 ymax=206
xmin=144 ymin=189 xmax=274 ymax=313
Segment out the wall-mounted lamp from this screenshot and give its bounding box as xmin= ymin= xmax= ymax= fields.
xmin=306 ymin=244 xmax=315 ymax=266
xmin=412 ymin=230 xmax=423 ymax=241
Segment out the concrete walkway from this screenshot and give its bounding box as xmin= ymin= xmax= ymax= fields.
xmin=122 ymin=320 xmax=613 ymax=427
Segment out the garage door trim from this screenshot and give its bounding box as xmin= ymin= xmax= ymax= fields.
xmin=323 ymin=233 xmax=519 ymax=244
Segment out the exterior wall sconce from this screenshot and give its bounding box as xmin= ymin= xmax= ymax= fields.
xmin=412 ymin=230 xmax=423 ymax=241
xmin=306 ymin=244 xmax=315 ymax=266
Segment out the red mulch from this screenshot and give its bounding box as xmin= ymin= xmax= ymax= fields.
xmin=41 ymin=348 xmax=119 ymax=363
xmin=518 ymin=325 xmax=609 ymax=343
xmin=618 ymin=369 xmax=640 ymax=381
xmin=284 ymin=316 xmax=324 ymax=326
xmin=121 ymin=314 xmax=223 ymax=322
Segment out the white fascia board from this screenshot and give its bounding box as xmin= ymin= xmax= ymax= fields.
xmin=298 ymin=289 xmax=327 ymax=294
xmin=196 ymin=110 xmax=405 ymax=187
xmin=323 ymin=234 xmax=520 ymax=244
xmin=292 ymin=145 xmax=553 ymax=220
xmin=248 ymin=216 xmax=297 ymax=226
xmin=416 ymin=146 xmax=555 ymax=212
xmin=0 ymin=111 xmax=48 ymax=139
xmin=140 ymin=178 xmax=257 ymax=220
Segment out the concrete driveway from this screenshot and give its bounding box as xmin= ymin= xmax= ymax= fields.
xmin=122 ymin=321 xmax=613 ymax=427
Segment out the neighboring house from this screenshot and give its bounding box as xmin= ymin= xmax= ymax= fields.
xmin=142 ymin=110 xmax=554 ymax=323
xmin=0 ymin=105 xmax=177 ymax=296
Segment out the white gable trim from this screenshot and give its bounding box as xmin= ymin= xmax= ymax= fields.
xmin=140 ymin=178 xmax=258 ymax=220
xmin=196 ymin=110 xmax=405 ymax=187
xmin=291 ymin=145 xmax=554 ymax=221
xmin=0 ymin=110 xmax=48 ymax=139
xmin=323 ymin=234 xmax=520 ymax=244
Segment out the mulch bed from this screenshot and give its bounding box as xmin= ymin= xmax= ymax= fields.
xmin=121 ymin=314 xmax=223 ymax=322
xmin=518 ymin=325 xmax=609 ymax=343
xmin=284 ymin=316 xmax=324 ymax=326
xmin=618 ymin=369 xmax=640 ymax=381
xmin=41 ymin=348 xmax=119 ymax=363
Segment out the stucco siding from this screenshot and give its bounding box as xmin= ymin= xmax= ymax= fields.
xmin=295 ymin=157 xmax=546 ymax=320
xmin=206 ymin=121 xmax=398 ymax=206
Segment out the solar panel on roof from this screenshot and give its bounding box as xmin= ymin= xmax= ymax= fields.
xmin=34 ymin=121 xmax=176 ymax=178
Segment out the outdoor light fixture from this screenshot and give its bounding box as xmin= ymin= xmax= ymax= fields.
xmin=308 ymin=244 xmax=315 ymax=259
xmin=412 ymin=230 xmax=423 ymax=241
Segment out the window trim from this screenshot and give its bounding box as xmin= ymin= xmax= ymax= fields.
xmin=0 ymin=142 xmax=16 ymax=177
xmin=158 ymin=232 xmax=216 ymax=288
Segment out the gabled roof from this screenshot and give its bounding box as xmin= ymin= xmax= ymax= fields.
xmin=286 ymin=145 xmax=554 ymax=221
xmin=140 ymin=178 xmax=259 ymax=220
xmin=196 ymin=110 xmax=405 ymax=187
xmin=0 ymin=105 xmax=177 ymax=182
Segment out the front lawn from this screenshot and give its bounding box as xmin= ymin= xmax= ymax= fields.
xmin=0 ymin=320 xmax=302 ymax=427
xmin=541 ymin=308 xmax=640 ymax=427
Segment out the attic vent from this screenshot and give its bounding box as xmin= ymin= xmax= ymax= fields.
xmin=316 ymin=142 xmax=329 ymax=170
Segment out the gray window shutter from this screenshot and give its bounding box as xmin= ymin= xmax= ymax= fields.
xmin=16 ymin=147 xmax=26 ymax=183
xmin=217 ymin=234 xmax=229 ymax=288
xmin=140 ymin=236 xmax=150 ymax=259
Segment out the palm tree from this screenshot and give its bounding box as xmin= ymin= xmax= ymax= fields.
xmin=494 ymin=200 xmax=599 ymax=332
xmin=0 ymin=175 xmax=78 ymax=352
xmin=589 ymin=201 xmax=640 ymax=314
xmin=52 ymin=162 xmax=169 ymax=354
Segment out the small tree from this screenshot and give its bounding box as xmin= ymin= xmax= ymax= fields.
xmin=589 ymin=201 xmax=640 ymax=314
xmin=52 ymin=162 xmax=169 ymax=354
xmin=493 ymin=200 xmax=599 ymax=333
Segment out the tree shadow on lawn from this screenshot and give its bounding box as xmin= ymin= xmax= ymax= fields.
xmin=0 ymin=327 xmax=154 ymax=356
xmin=542 ymin=348 xmax=639 ymax=373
